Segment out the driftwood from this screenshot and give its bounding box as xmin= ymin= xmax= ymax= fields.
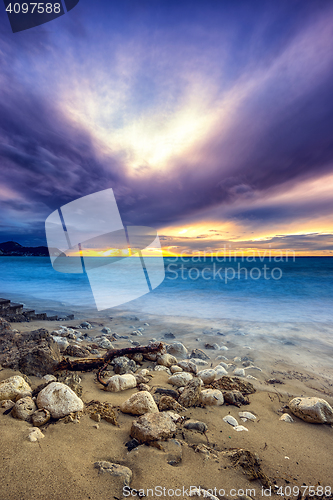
xmin=56 ymin=342 xmax=165 ymax=387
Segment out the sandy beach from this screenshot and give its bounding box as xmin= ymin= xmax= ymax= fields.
xmin=1 ymin=312 xmax=333 ymax=500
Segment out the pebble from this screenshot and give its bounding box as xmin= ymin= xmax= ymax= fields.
xmin=28 ymin=427 xmax=45 ymax=442
xmin=198 ymin=369 xmax=216 ymax=384
xmin=120 ymin=391 xmax=159 ymax=415
xmin=279 ymin=413 xmax=294 ymax=423
xmin=233 ymin=368 xmax=245 ymax=377
xmin=238 ymin=411 xmax=256 ymax=421
xmin=217 ymin=361 xmax=228 ymax=369
xmin=37 ymin=382 xmax=84 ymax=419
xmin=177 ymin=360 xmax=198 ymax=374
xmin=157 ymin=353 xmax=178 ymax=367
xmin=130 ymin=412 xmax=177 ymax=443
xmin=101 ymin=327 xmax=111 ymax=334
xmin=200 ymin=389 xmax=224 ymax=406
xmin=113 ymin=356 xmax=137 ymax=375
xmin=289 ymin=397 xmax=333 ymax=424
xmin=168 ymin=373 xmax=193 ymax=387
xmin=166 ymin=342 xmax=188 ymax=358
xmin=214 ymin=366 xmax=228 ymax=378
xmin=190 ymin=358 xmax=209 ymax=366
xmin=32 ymin=408 xmax=51 ymax=427
xmin=184 ymin=420 xmax=208 ymax=433
xmin=105 ymin=374 xmax=137 ymax=392
xmin=220 ymin=346 xmax=229 ymax=351
xmin=233 ymin=425 xmax=248 ymax=432
xmin=94 ymin=462 xmax=132 ymax=486
xmin=11 ymin=397 xmax=37 ymax=421
xmin=170 ymin=365 xmax=183 ymax=373
xmin=223 ymin=415 xmax=238 ymax=427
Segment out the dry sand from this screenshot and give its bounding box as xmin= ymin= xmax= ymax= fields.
xmin=1 ymin=312 xmax=333 ymax=500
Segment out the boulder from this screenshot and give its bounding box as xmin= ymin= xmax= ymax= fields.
xmin=37 ymin=382 xmax=84 ymax=419
xmin=289 ymin=397 xmax=333 ymax=424
xmin=0 ymin=375 xmax=31 ymax=401
xmin=130 ymin=412 xmax=177 ymax=443
xmin=105 ymin=374 xmax=137 ymax=392
xmin=168 ymin=372 xmax=193 ymax=387
xmin=178 ymin=378 xmax=202 ymax=408
xmin=166 ymin=342 xmax=188 ymax=358
xmin=11 ymin=397 xmax=37 ymax=421
xmin=120 ymin=391 xmax=159 ymax=415
xmin=94 ymin=462 xmax=132 ymax=486
xmin=198 ymin=369 xmax=216 ymax=385
xmin=200 ymin=389 xmax=224 ymax=406
xmin=157 ymin=353 xmax=178 ymax=368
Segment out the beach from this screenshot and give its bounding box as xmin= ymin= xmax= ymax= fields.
xmin=1 ymin=311 xmax=333 ymax=500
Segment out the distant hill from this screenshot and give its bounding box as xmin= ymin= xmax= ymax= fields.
xmin=0 ymin=241 xmax=61 ymax=257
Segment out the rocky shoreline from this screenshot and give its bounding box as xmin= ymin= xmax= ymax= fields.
xmin=1 ymin=315 xmax=333 ymax=500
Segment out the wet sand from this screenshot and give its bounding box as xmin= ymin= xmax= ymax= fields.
xmin=1 ymin=312 xmax=333 ymax=500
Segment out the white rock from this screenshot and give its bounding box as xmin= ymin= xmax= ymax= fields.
xmin=198 ymin=369 xmax=216 ymax=385
xmin=166 ymin=342 xmax=188 ymax=358
xmin=218 ymin=361 xmax=228 ymax=369
xmin=99 ymin=338 xmax=113 ymax=349
xmin=220 ymin=346 xmax=228 ymax=351
xmin=238 ymin=411 xmax=256 ymax=421
xmin=214 ymin=366 xmax=228 ymax=378
xmin=279 ymin=413 xmax=294 ymax=423
xmin=168 ymin=373 xmax=193 ymax=387
xmin=233 ymin=368 xmax=245 ymax=377
xmin=28 ymin=427 xmax=45 ymax=442
xmin=0 ymin=376 xmax=31 ymax=401
xmin=216 ymin=355 xmax=228 ymax=361
xmin=233 ymin=425 xmax=248 ymax=432
xmin=154 ymin=366 xmax=171 ymax=375
xmin=245 ymin=366 xmax=262 ymax=372
xmin=120 ymin=391 xmax=159 ymax=415
xmin=170 ymin=365 xmax=183 ymax=373
xmin=200 ymin=389 xmax=224 ymax=406
xmin=52 ymin=336 xmax=70 ymax=352
xmin=246 ymin=375 xmax=257 ymax=380
xmin=157 ymin=353 xmax=178 ymax=367
xmin=223 ymin=415 xmax=238 ymax=427
xmin=105 ymin=374 xmax=137 ymax=392
xmin=42 ymin=375 xmax=57 ymax=383
xmin=37 ymin=382 xmax=84 ymax=418
xmin=137 ymin=369 xmax=150 ymax=376
xmin=289 ymin=397 xmax=333 ymax=424
xmin=190 ymin=358 xmax=209 ymax=366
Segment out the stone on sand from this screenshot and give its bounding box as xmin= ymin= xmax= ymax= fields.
xmin=105 ymin=374 xmax=137 ymax=392
xmin=184 ymin=420 xmax=208 ymax=433
xmin=11 ymin=396 xmax=37 ymax=421
xmin=28 ymin=427 xmax=45 ymax=442
xmin=166 ymin=342 xmax=188 ymax=358
xmin=289 ymin=397 xmax=333 ymax=424
xmin=32 ymin=408 xmax=51 ymax=427
xmin=120 ymin=391 xmax=159 ymax=415
xmin=279 ymin=413 xmax=294 ymax=423
xmin=178 ymin=378 xmax=202 ymax=408
xmin=198 ymin=369 xmax=216 ymax=384
xmin=157 ymin=353 xmax=178 ymax=367
xmin=0 ymin=375 xmax=31 ymax=401
xmin=37 ymin=382 xmax=84 ymax=419
xmin=177 ymin=360 xmax=198 ymax=374
xmin=168 ymin=372 xmax=193 ymax=387
xmin=200 ymin=389 xmax=224 ymax=406
xmin=94 ymin=462 xmax=132 ymax=486
xmin=130 ymin=412 xmax=177 ymax=443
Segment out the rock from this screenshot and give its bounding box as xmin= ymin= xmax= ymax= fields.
xmin=168 ymin=372 xmax=193 ymax=387
xmin=164 ymin=332 xmax=175 ymax=339
xmin=80 ymin=322 xmax=92 ymax=329
xmin=113 ymin=356 xmax=136 ymax=375
xmin=198 ymin=369 xmax=216 ymax=385
xmin=0 ymin=329 xmax=62 ymax=377
xmin=166 ymin=342 xmax=188 ymax=358
xmin=0 ymin=317 xmax=11 ymax=333
xmin=42 ymin=374 xmax=57 ymax=383
xmin=234 ymin=368 xmax=246 ymax=377
xmin=98 ymin=338 xmax=113 ymax=349
xmin=190 ymin=358 xmax=209 ymax=366
xmin=223 ymin=415 xmax=238 ymax=426
xmin=279 ymin=413 xmax=294 ymax=423
xmin=105 ymin=374 xmax=137 ymax=392
xmin=137 ymin=369 xmax=149 ymax=376
xmin=1 ymin=399 xmax=15 ymax=411
xmin=101 ymin=327 xmax=111 ymax=334
xmin=64 ymin=345 xmax=90 ymax=358
xmin=154 ymin=387 xmax=179 ymax=399
xmin=37 ymin=382 xmax=84 ymax=419
xmin=216 ymin=355 xmax=228 ymax=361
xmin=137 ymin=383 xmax=150 ymax=392
xmin=218 ymin=361 xmax=229 ymax=368
xmin=211 ymin=376 xmax=256 ymax=395
xmin=57 ymin=373 xmax=83 ymax=397
xmin=144 ymin=323 xmax=149 ymax=326
xmin=130 ymin=412 xmax=177 ymax=443
xmin=184 ymin=420 xmax=208 ymax=433
xmin=200 ymin=389 xmax=224 ymax=406
xmin=238 ymin=411 xmax=256 ymax=421
xmin=170 ymin=365 xmax=183 ymax=373
xmin=177 ymin=360 xmax=198 ymax=375
xmin=204 ymin=343 xmax=220 ymax=350
xmin=289 ymin=397 xmax=333 ymax=424
xmin=154 ymin=365 xmax=171 ymax=375
xmin=0 ymin=376 xmax=31 ymax=401
xmin=178 ymin=378 xmax=202 ymax=408
xmin=158 ymin=396 xmax=184 ymax=412
xmin=15 ymin=390 xmax=32 ymax=401
xmin=131 ymin=353 xmax=143 ymax=363
xmin=223 ymin=390 xmax=249 ymax=407
xmin=28 ymin=427 xmax=45 ymax=442
xmin=220 ymin=346 xmax=229 ymax=351
xmin=125 ymin=438 xmax=140 ymax=451
xmin=215 ymin=367 xmax=229 ymax=378
xmin=94 ymin=462 xmax=132 ymax=486
xmin=52 ymin=336 xmax=69 ymax=352
xmin=157 ymin=353 xmax=178 ymax=367
xmin=32 ymin=408 xmax=51 ymax=426
xmin=190 ymin=349 xmax=210 ymax=360
xmin=11 ymin=397 xmax=37 ymax=421
xmin=120 ymin=391 xmax=159 ymax=415
xmin=144 ymin=353 xmax=157 ymax=361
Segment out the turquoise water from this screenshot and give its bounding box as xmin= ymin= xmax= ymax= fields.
xmin=0 ymin=256 xmax=332 ymax=324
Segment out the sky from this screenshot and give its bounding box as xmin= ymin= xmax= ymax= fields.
xmin=1 ymin=0 xmax=333 ymax=255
